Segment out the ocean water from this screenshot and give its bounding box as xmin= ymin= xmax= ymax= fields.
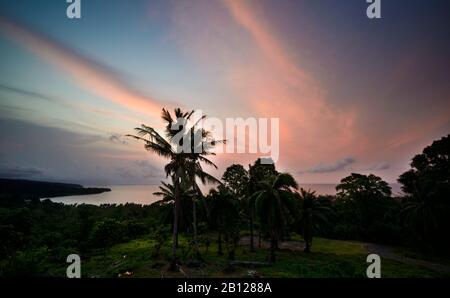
xmin=48 ymin=183 xmax=403 ymax=206
xmin=48 ymin=185 xmax=161 ymax=206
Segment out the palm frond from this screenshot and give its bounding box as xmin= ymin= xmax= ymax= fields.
xmin=161 ymin=108 xmax=173 ymax=124
xmin=273 ymin=173 xmax=299 ymax=190
xmin=196 ymin=155 xmax=218 ymax=169
xmin=143 ymin=142 xmax=173 ymax=159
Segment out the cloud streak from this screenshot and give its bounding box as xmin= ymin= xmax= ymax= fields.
xmin=0 ymin=83 xmax=146 ymax=127
xmin=223 ymin=0 xmax=310 ymax=88
xmin=303 ymin=157 xmax=356 ymax=174
xmin=366 ymin=162 xmax=390 ymax=171
xmin=220 ymin=0 xmax=359 ymax=169
xmin=0 ymin=17 xmax=170 ymax=119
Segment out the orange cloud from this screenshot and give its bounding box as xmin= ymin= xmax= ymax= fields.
xmin=0 ymin=17 xmax=169 ymax=119
xmin=223 ymin=0 xmax=310 ymax=89
xmin=222 ymin=0 xmax=358 ymax=169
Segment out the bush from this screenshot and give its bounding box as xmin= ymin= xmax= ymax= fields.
xmin=150 ymin=225 xmax=170 ymax=258
xmin=0 ymin=247 xmax=49 ymax=277
xmin=0 ymin=225 xmax=25 ymax=258
xmin=123 ymin=219 xmax=148 ymax=239
xmin=88 ymin=218 xmax=127 ymax=248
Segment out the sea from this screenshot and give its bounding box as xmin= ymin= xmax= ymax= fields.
xmin=48 ymin=183 xmax=404 ymax=206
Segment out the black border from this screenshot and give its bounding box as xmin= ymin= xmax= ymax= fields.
xmin=0 ymin=278 xmax=446 ymax=297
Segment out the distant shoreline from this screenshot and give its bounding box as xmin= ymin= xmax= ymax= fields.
xmin=0 ymin=178 xmax=111 ymax=200
xmin=1 ymin=178 xmax=403 ymax=207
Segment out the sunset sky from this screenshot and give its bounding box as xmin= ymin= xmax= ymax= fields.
xmin=0 ymin=0 xmax=449 ymax=186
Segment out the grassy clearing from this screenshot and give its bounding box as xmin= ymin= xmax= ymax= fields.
xmin=73 ymin=234 xmax=449 ymax=278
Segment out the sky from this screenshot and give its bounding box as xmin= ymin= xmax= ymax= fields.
xmin=0 ymin=0 xmax=449 ymax=186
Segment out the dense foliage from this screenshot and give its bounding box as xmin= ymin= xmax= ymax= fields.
xmin=1 ymin=108 xmax=448 ymax=277
xmin=0 ymin=199 xmax=159 ymax=276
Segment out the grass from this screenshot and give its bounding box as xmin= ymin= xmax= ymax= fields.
xmin=70 ymin=233 xmax=450 ymax=278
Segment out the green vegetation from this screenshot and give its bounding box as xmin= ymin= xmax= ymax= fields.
xmin=27 ymin=234 xmax=447 ymax=278
xmin=1 ymin=108 xmax=449 ymax=278
xmin=252 ymin=173 xmax=298 ymax=262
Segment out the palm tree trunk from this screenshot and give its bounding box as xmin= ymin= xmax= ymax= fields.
xmin=250 ymin=206 xmax=255 ymax=252
xmin=304 ymin=209 xmax=312 ymax=253
xmin=258 ymin=229 xmax=262 ymax=248
xmin=176 ymin=201 xmax=182 ymax=249
xmin=170 ymin=170 xmax=181 ymax=271
xmin=175 ymin=204 xmax=179 ymax=249
xmin=228 ymin=233 xmax=238 ymax=260
xmin=269 ymin=237 xmax=277 ymax=263
xmin=217 ymin=231 xmax=223 ymax=255
xmin=304 ymin=239 xmax=311 ymax=253
xmin=193 ymin=197 xmax=201 ymax=260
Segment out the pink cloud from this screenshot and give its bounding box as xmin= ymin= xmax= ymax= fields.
xmin=222 ymin=0 xmax=359 ymax=170
xmin=0 ymin=17 xmax=170 ymax=119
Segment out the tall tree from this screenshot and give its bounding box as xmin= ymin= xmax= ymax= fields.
xmin=248 ymin=159 xmax=277 ymax=252
xmin=252 ymin=173 xmax=297 ymax=263
xmin=336 ymin=173 xmax=392 ymax=240
xmin=399 ymin=135 xmax=450 ymax=253
xmin=153 ymin=178 xmax=195 ymax=233
xmin=336 ymin=173 xmax=392 ymax=199
xmin=297 ymin=189 xmax=331 ymax=252
xmin=222 ymin=164 xmax=249 ymax=198
xmin=207 ymin=187 xmax=240 ymax=257
xmin=128 ymin=108 xmax=220 ymax=269
xmin=181 ymin=114 xmax=223 ymax=260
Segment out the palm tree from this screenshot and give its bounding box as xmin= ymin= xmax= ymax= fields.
xmin=153 ymin=178 xmax=195 ymax=232
xmin=252 ymin=173 xmax=298 ymax=263
xmin=127 ymin=124 xmax=180 ymax=269
xmin=177 ymin=113 xmax=224 ymax=260
xmin=300 ymin=189 xmax=314 ymax=253
xmin=153 ymin=179 xmax=195 ymax=205
xmin=128 ymin=108 xmax=221 ymax=269
xmin=248 ymin=159 xmax=277 ymax=252
xmin=153 ymin=181 xmax=176 ymax=204
xmin=297 ymin=188 xmax=331 ymax=252
xmin=185 ymin=162 xmax=221 ymax=260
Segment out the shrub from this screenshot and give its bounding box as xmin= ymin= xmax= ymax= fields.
xmin=88 ymin=218 xmax=126 ymax=248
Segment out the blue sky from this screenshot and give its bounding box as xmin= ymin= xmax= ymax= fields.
xmin=0 ymin=0 xmax=449 ymax=185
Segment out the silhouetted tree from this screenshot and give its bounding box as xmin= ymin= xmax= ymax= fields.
xmin=336 ymin=173 xmax=392 ymax=240
xmin=153 ymin=178 xmax=195 ymax=234
xmin=128 ymin=108 xmax=220 ymax=269
xmin=222 ymin=164 xmax=249 ymax=198
xmin=399 ymin=135 xmax=450 ymax=253
xmin=297 ymin=189 xmax=331 ymax=252
xmin=248 ymin=159 xmax=277 ymax=252
xmin=253 ymin=173 xmax=297 ymax=263
xmin=208 ymin=188 xmax=239 ymax=257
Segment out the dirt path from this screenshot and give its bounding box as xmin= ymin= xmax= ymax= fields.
xmin=364 ymin=243 xmax=450 ymax=274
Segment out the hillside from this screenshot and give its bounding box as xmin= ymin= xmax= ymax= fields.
xmin=0 ymin=178 xmax=110 ymax=200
